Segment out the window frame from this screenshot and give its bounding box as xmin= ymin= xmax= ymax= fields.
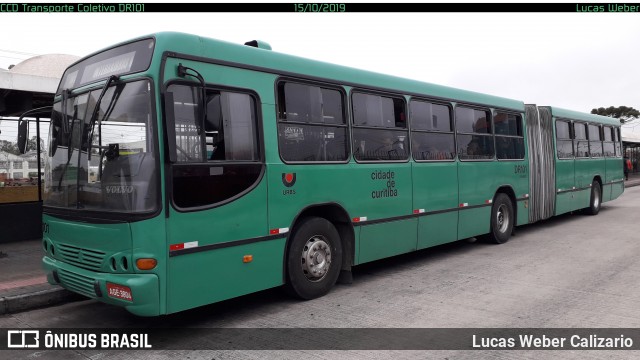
xmin=454 ymin=104 xmax=494 ymax=162
xmin=573 ymin=121 xmax=590 ymax=159
xmin=602 ymin=125 xmax=616 ymax=158
xmin=164 ymin=80 xmax=266 ymax=212
xmin=493 ymin=110 xmax=525 ymax=161
xmin=350 ymin=89 xmax=409 ymax=163
xmin=587 ymin=123 xmax=604 ymax=158
xmin=275 ymin=78 xmax=350 ymax=164
xmin=409 ymin=97 xmax=456 ymax=162
xmin=555 ymin=118 xmax=574 ymax=160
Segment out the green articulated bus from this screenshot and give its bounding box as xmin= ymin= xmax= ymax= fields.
xmin=36 ymin=32 xmax=624 ymax=316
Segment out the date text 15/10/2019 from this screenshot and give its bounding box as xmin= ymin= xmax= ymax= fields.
xmin=294 ymin=3 xmax=346 ymax=12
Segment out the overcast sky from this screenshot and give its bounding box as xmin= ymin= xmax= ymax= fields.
xmin=1 ymin=2 xmax=639 ymax=117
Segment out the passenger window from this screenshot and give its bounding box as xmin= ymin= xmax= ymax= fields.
xmin=277 ymin=82 xmax=347 ymax=162
xmin=574 ymin=123 xmax=589 ymax=158
xmin=555 ymin=120 xmax=573 ymax=159
xmin=603 ymin=126 xmax=615 ymax=157
xmin=494 ymin=112 xmax=524 ymax=160
xmin=410 ymin=100 xmax=455 ymax=161
xmin=166 ymin=84 xmax=263 ymax=209
xmin=455 ymin=106 xmax=493 ymax=160
xmin=352 ymin=92 xmax=408 ymax=161
xmin=588 ymin=124 xmax=603 ymax=158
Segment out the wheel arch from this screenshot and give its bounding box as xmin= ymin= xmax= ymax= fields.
xmin=283 ymin=202 xmax=355 ymax=282
xmin=494 ymin=184 xmax=518 ymax=226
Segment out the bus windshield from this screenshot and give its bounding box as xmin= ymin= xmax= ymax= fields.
xmin=44 ymin=79 xmax=158 ymax=214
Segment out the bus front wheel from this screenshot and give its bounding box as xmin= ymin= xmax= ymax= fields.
xmin=285 ymin=217 xmax=343 ymax=300
xmin=485 ymin=193 xmax=514 ymax=244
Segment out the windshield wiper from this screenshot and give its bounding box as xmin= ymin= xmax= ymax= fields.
xmin=86 ymin=75 xmax=119 ymax=160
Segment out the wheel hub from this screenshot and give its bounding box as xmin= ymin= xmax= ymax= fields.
xmin=497 ymin=204 xmax=509 ymax=233
xmin=301 ymin=236 xmax=332 ymax=282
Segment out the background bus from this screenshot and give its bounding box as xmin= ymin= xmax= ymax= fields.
xmin=33 ymin=32 xmax=623 ymax=316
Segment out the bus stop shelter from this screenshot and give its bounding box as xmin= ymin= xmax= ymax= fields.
xmin=622 ymin=122 xmax=640 ymax=174
xmin=0 ymin=54 xmax=78 ymax=243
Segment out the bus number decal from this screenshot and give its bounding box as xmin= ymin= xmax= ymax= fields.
xmin=514 ymin=165 xmax=528 ymax=175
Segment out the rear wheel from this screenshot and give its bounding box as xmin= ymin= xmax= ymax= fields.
xmin=586 ymin=182 xmax=601 ymax=216
xmin=485 ymin=193 xmax=514 ymax=244
xmin=285 ymin=217 xmax=342 ymax=300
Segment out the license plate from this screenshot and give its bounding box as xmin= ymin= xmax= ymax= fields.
xmin=106 ymin=282 xmax=133 ymax=302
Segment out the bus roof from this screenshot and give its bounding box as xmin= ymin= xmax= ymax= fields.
xmin=127 ymin=32 xmax=525 ymax=112
xmin=547 ymin=106 xmax=621 ymax=126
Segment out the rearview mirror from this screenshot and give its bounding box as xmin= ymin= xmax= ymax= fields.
xmin=17 ymin=119 xmax=29 ymax=154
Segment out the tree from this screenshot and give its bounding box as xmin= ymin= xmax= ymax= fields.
xmin=0 ymin=140 xmax=20 ymax=155
xmin=591 ymin=106 xmax=640 ymax=124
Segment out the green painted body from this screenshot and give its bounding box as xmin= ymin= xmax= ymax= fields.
xmin=41 ymin=32 xmax=623 ymax=316
xmin=549 ymin=107 xmax=624 ymax=216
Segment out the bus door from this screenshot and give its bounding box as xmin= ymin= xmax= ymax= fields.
xmin=454 ymin=106 xmax=495 ymax=239
xmin=409 ymin=100 xmax=459 ymax=248
xmin=554 ymin=119 xmax=576 ymax=215
xmin=163 ymin=83 xmax=280 ymax=313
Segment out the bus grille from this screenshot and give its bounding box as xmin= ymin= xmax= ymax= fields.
xmin=57 ymin=269 xmax=96 ymax=298
xmin=57 ymin=244 xmax=106 ymax=271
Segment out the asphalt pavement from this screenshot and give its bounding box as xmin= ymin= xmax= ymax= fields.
xmin=1 ymin=172 xmax=639 ymax=315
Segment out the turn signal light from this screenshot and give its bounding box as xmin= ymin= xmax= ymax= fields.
xmin=136 ymin=258 xmax=157 ymax=270
xmin=243 ymin=255 xmax=253 ymax=263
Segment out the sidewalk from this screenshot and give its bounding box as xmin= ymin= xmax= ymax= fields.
xmin=0 ymin=239 xmax=83 ymax=315
xmin=2 ymin=173 xmax=640 ymax=315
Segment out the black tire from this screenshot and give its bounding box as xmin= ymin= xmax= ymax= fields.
xmin=485 ymin=193 xmax=514 ymax=244
xmin=285 ymin=217 xmax=342 ymax=300
xmin=586 ymin=182 xmax=601 ymax=216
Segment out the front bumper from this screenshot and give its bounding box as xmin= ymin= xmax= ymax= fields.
xmin=43 ymin=256 xmax=160 ymax=316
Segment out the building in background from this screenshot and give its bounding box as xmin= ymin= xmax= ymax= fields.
xmin=1 ymin=53 xmax=78 ymax=242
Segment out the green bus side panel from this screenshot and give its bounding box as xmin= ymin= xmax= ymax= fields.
xmin=555 ymin=193 xmax=573 ymax=215
xmin=353 ymin=226 xmax=362 ymax=264
xmin=611 ymin=182 xmax=624 ymax=200
xmin=606 ymin=157 xmax=624 ymax=201
xmin=602 ymin=184 xmax=612 ymax=202
xmin=268 ymin=163 xmax=414 ymax=265
xmin=575 ymin=158 xmax=604 ymax=210
xmin=517 ymin=199 xmax=529 ymax=227
xmin=130 ymin=216 xmax=168 ymax=315
xmin=358 ymin=219 xmax=417 ymax=264
xmin=166 ymin=179 xmax=277 ymax=314
xmin=163 ymin=59 xmax=277 ymax=104
xmin=457 ymin=160 xmax=528 ymax=239
xmin=166 ymin=238 xmax=285 ymax=313
xmin=412 ymin=161 xmax=458 ymax=249
xmin=418 ymin=212 xmax=458 ymax=249
xmin=555 ymin=159 xmax=575 ymax=215
xmin=458 ymin=207 xmax=491 ymax=240
xmin=575 ymin=188 xmax=590 ymax=210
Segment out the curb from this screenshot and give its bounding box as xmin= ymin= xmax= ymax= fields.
xmin=0 ymin=287 xmax=86 ymax=315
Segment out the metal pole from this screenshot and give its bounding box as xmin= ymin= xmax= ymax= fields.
xmin=36 ymin=116 xmax=42 ymax=202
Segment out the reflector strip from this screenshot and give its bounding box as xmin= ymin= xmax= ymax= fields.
xmin=169 ymin=241 xmax=199 ymax=251
xmin=352 ymin=217 xmax=368 ymax=222
xmin=413 ymin=209 xmax=425 ymax=214
xmin=269 ymin=228 xmax=289 ymax=235
xmin=459 ymin=203 xmax=468 ymax=208
xmin=169 ymin=243 xmax=184 ymax=251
